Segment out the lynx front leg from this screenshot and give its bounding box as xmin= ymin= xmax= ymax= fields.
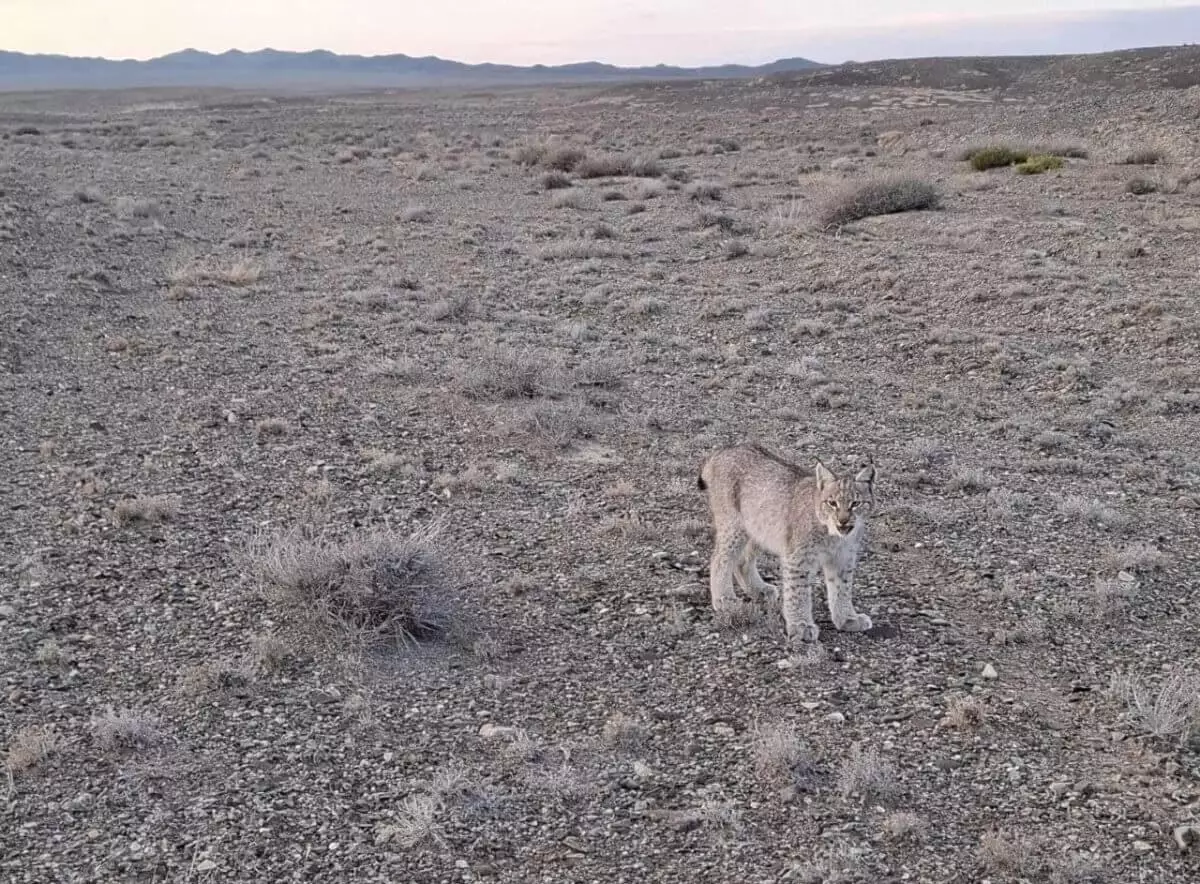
xmin=709 ymin=530 xmax=746 ymax=612
xmin=820 ymin=554 xmax=872 ymax=632
xmin=779 ymin=553 xmax=818 ymax=643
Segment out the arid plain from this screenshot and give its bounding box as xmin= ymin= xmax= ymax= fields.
xmin=2 ymin=48 xmax=1199 ymax=883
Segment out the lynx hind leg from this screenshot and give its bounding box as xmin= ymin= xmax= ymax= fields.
xmin=821 ymin=556 xmax=872 ymax=633
xmin=709 ymin=529 xmax=747 ymax=612
xmin=780 ymin=554 xmax=819 ymax=643
xmin=737 ymin=544 xmax=777 ymax=604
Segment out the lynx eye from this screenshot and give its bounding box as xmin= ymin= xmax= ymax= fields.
xmin=849 ymin=501 xmax=859 ymax=509
xmin=825 ymin=499 xmax=838 ymax=508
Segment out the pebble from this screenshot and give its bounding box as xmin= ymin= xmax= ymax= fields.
xmin=824 ymin=712 xmax=846 ymax=724
xmin=0 ymin=604 xmax=15 ymax=618
xmin=479 ymin=723 xmax=518 ymax=740
xmin=1132 ymin=840 xmax=1153 ymax=853
xmin=981 ymin=663 xmax=998 ymax=680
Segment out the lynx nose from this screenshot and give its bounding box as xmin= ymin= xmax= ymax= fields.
xmin=837 ymin=519 xmax=854 ymax=535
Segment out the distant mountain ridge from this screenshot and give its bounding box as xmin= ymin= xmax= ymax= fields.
xmin=0 ymin=47 xmax=825 ymax=91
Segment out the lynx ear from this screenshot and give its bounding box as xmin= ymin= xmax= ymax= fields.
xmin=814 ymin=460 xmax=836 ymax=489
xmin=854 ymin=463 xmax=876 ymax=486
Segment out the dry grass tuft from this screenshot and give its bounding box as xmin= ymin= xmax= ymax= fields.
xmin=883 ymin=811 xmax=927 ymax=842
xmin=837 ymin=743 xmax=897 ymax=802
xmin=247 ymin=520 xmax=469 ymax=651
xmin=601 ymin=712 xmax=648 ymax=749
xmin=1113 ymin=671 xmax=1200 ymax=743
xmin=575 ymin=153 xmax=662 ymax=179
xmin=456 ymin=344 xmax=569 ymax=400
xmin=90 ymin=707 xmax=164 ymax=751
xmin=750 ymin=720 xmax=811 ymax=786
xmin=5 ymin=724 xmax=63 ymax=788
xmin=819 ymin=178 xmax=939 ymax=228
xmin=1121 ymin=148 xmax=1164 ymax=166
xmin=978 ymin=830 xmax=1042 ymax=878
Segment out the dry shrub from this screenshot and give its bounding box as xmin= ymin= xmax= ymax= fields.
xmin=750 ymin=721 xmax=811 ymax=786
xmin=837 ymin=743 xmax=897 ymax=802
xmin=978 ymin=830 xmax=1044 ymax=878
xmin=601 ymin=712 xmax=648 ymax=749
xmin=5 ymin=724 xmax=63 ymax=787
xmin=1113 ymin=671 xmax=1200 ymax=743
xmin=90 ymin=707 xmax=164 ymax=751
xmin=819 ymin=178 xmax=939 ymax=228
xmin=512 ymin=140 xmax=586 ymax=172
xmin=456 ymin=344 xmax=569 ymax=400
xmin=112 ymin=494 xmax=180 ymax=526
xmin=248 ymin=520 xmax=469 ymax=651
xmin=1122 ymin=148 xmax=1164 ymax=166
xmin=575 ymin=153 xmax=662 ymax=179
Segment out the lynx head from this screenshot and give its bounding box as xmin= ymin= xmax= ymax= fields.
xmin=814 ymin=459 xmax=876 ymax=537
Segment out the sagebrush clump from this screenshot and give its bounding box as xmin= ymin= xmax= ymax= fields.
xmin=820 ymin=178 xmax=940 ymax=228
xmin=248 ymin=521 xmax=467 ymax=650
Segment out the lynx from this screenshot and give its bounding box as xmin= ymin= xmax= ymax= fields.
xmin=697 ymin=443 xmax=876 ymax=644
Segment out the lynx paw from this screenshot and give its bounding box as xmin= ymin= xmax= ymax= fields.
xmin=836 ymin=613 xmax=873 ymax=633
xmin=787 ymin=622 xmax=820 ymax=644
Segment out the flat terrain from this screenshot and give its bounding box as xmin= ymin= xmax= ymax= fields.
xmin=2 ymin=51 xmax=1200 ymax=883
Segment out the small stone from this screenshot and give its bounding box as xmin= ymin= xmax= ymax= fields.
xmin=1132 ymin=840 xmax=1153 ymax=853
xmin=981 ymin=663 xmax=998 ymax=680
xmin=0 ymin=604 xmax=15 ymax=618
xmin=1117 ymin=571 xmax=1136 ymax=583
xmin=479 ymin=723 xmax=518 ymax=740
xmin=824 ymin=712 xmax=846 ymax=724
xmin=196 ymin=860 xmax=217 ymax=872
xmin=1174 ymin=825 xmax=1200 ymax=851
xmin=801 ymin=702 xmax=821 ymax=711
xmin=712 ymin=724 xmax=736 ymax=738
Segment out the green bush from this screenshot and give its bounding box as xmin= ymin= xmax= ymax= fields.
xmin=1015 ymin=155 xmax=1064 ymax=175
xmin=967 ymin=146 xmax=1030 ymax=171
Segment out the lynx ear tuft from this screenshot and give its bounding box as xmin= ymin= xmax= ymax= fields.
xmin=814 ymin=460 xmax=836 ymax=489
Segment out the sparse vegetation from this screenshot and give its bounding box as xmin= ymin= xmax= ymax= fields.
xmin=819 ymin=177 xmax=939 ymax=228
xmin=248 ymin=521 xmax=467 ymax=650
xmin=965 ymin=145 xmax=1030 ymax=171
xmin=112 ymin=494 xmax=180 ymax=526
xmin=1121 ymin=148 xmax=1164 ymax=165
xmin=6 ymin=62 xmax=1200 ymax=884
xmin=1015 ymin=154 xmax=1064 ymax=174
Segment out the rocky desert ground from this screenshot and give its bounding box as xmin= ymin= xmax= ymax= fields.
xmin=2 ymin=46 xmax=1199 ymax=883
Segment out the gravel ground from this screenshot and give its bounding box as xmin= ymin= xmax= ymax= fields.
xmin=2 ymin=48 xmax=1199 ymax=883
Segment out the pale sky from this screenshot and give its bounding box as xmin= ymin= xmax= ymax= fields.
xmin=3 ymin=1 xmax=1198 ymax=66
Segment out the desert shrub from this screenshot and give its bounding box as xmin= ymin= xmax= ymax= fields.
xmin=1041 ymin=144 xmax=1089 ymax=159
xmin=511 ymin=141 xmax=585 ymax=171
xmin=967 ymin=146 xmax=1029 ymax=171
xmin=541 ymin=171 xmax=572 ymax=190
xmin=1126 ymin=177 xmax=1157 ymax=195
xmin=575 ymin=153 xmax=662 ymax=179
xmin=1122 ymin=148 xmax=1163 ymax=166
xmin=819 ymin=177 xmax=939 ymax=228
xmin=1015 ymin=154 xmax=1064 ymax=175
xmin=249 ymin=521 xmax=466 ymax=650
xmin=543 ymin=145 xmax=587 ymax=172
xmin=456 ymin=344 xmax=568 ymax=399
